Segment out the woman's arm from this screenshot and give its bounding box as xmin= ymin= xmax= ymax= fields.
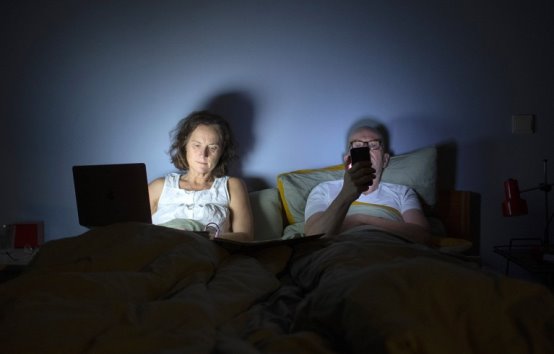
xmin=221 ymin=177 xmax=254 ymax=241
xmin=147 ymin=178 xmax=164 ymax=215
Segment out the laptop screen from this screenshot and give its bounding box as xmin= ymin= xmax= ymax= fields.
xmin=72 ymin=163 xmax=152 ymax=228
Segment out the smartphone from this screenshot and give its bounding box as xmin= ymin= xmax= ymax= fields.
xmin=350 ymin=146 xmax=371 ymax=165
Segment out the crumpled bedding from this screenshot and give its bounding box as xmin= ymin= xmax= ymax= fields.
xmin=0 ymin=223 xmax=552 ymax=354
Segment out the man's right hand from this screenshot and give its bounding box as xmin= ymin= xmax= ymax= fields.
xmin=342 ymin=160 xmax=375 ymax=201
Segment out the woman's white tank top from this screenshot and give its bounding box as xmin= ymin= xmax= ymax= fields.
xmin=152 ymin=173 xmax=230 ymax=231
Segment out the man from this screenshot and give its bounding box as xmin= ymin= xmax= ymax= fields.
xmin=304 ymin=125 xmax=433 ymax=245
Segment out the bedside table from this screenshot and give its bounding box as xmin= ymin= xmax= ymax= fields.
xmin=0 ymin=248 xmax=38 ymax=283
xmin=494 ymin=238 xmax=554 ymax=288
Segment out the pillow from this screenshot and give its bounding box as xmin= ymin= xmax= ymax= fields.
xmin=249 ymin=188 xmax=284 ymax=240
xmin=277 ymin=146 xmax=437 ymax=225
xmin=277 ymin=164 xmax=345 ymax=226
xmin=381 ymin=146 xmax=437 ymax=207
xmin=283 ymin=222 xmax=305 ymax=239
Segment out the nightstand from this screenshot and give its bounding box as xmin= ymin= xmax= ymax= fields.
xmin=494 ymin=238 xmax=554 ymax=288
xmin=0 ymin=248 xmax=38 ymax=283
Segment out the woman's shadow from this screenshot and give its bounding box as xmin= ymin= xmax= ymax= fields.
xmin=203 ymin=91 xmax=267 ymax=190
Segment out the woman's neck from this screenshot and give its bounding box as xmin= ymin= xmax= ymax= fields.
xmin=179 ymin=172 xmax=215 ymax=191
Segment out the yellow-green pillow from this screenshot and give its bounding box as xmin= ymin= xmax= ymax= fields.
xmin=277 ymin=146 xmax=437 ymax=225
xmin=277 ymin=164 xmax=344 ymax=226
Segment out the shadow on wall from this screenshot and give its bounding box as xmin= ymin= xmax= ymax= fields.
xmin=203 ymin=91 xmax=268 ymax=191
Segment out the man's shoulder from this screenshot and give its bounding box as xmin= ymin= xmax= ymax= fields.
xmin=314 ymin=179 xmax=343 ymax=189
xmin=308 ymin=179 xmax=343 ymax=198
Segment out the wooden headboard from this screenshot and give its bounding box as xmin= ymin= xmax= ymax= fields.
xmin=434 ymin=190 xmax=481 ymax=255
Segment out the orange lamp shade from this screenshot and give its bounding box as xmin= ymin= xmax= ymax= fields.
xmin=502 ymin=179 xmax=528 ymax=217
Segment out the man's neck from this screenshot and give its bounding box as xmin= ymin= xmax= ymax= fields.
xmin=362 ymin=180 xmax=380 ymax=195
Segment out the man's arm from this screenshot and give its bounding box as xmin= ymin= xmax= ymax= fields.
xmin=304 ymin=161 xmax=374 ymax=236
xmin=305 ymin=163 xmax=436 ymax=246
xmin=304 ymin=192 xmax=354 ymax=236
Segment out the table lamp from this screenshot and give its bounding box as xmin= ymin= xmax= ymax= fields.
xmin=502 ymin=159 xmax=553 ymax=246
xmin=502 ymin=179 xmax=528 ymax=216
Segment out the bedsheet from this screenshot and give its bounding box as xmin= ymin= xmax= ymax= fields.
xmin=0 ymin=223 xmax=552 ymax=353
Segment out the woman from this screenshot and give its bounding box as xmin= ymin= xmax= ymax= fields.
xmin=148 ymin=111 xmax=254 ymax=241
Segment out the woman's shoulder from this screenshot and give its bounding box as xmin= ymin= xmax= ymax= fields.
xmin=224 ymin=176 xmax=247 ymax=190
xmin=225 ymin=175 xmax=240 ymax=182
xmin=150 ymin=173 xmax=181 ymax=187
xmin=149 ymin=176 xmax=165 ymax=187
xmin=166 ymin=172 xmax=183 ymax=183
xmin=225 ymin=175 xmax=247 ymax=183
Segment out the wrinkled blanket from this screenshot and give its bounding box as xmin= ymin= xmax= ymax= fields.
xmin=0 ymin=223 xmax=552 ymax=354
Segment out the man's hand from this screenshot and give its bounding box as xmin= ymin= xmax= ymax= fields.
xmin=342 ymin=160 xmax=375 ymax=201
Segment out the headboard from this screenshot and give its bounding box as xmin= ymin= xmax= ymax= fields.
xmin=435 ymin=190 xmax=481 ymax=255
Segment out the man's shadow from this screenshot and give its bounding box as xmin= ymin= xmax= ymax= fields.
xmin=202 ymin=91 xmax=267 ymax=190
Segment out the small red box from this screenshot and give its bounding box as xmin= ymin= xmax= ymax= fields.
xmin=13 ymin=222 xmax=44 ymax=248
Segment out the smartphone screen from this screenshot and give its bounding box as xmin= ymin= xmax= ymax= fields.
xmin=350 ymin=146 xmax=370 ymax=165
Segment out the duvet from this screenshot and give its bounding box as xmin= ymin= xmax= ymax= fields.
xmin=0 ymin=223 xmax=552 ymax=354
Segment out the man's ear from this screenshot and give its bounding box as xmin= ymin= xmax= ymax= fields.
xmin=343 ymin=154 xmax=350 ymax=163
xmin=383 ymin=153 xmax=390 ymax=168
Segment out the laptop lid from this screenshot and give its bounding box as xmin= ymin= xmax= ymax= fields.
xmin=72 ymin=163 xmax=152 ymax=228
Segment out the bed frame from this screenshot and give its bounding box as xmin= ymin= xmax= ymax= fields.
xmin=435 ymin=190 xmax=481 ymax=255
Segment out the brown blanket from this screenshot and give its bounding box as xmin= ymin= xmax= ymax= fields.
xmin=0 ymin=223 xmax=552 ymax=353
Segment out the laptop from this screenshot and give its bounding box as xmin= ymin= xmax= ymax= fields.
xmin=72 ymin=163 xmax=152 ymax=228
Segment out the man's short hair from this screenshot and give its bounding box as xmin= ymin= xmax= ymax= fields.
xmin=345 ymin=120 xmax=389 ymax=153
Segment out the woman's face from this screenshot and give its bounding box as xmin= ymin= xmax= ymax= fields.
xmin=185 ymin=124 xmax=223 ymax=175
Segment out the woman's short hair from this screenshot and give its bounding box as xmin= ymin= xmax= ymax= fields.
xmin=169 ymin=111 xmax=237 ymax=177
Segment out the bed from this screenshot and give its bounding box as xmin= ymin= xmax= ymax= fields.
xmin=1 ymin=147 xmax=553 ymax=353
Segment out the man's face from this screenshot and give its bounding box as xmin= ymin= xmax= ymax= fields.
xmin=345 ymin=127 xmax=389 ymax=181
